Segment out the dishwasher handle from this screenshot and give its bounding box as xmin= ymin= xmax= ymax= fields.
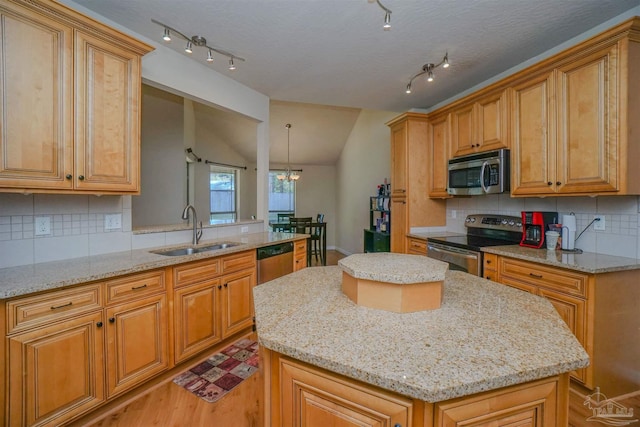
xmin=257 ymin=242 xmax=294 ymax=259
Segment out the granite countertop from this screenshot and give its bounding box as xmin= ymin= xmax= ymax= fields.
xmin=253 ymin=265 xmax=589 ymax=403
xmin=339 ymin=253 xmax=448 ymax=284
xmin=0 ymin=232 xmax=306 ymax=299
xmin=482 ymin=245 xmax=640 ymax=274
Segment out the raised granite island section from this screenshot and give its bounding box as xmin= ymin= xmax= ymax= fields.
xmin=254 ymin=266 xmax=589 ymax=404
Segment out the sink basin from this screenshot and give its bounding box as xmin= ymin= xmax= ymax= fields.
xmin=152 ymin=242 xmax=242 ymax=257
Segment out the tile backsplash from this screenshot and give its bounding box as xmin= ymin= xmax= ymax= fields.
xmin=446 ymin=194 xmax=640 ymax=259
xmin=0 ymin=194 xmax=264 ymax=269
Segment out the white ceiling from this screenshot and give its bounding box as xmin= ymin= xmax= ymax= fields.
xmin=72 ymin=0 xmax=640 ymax=164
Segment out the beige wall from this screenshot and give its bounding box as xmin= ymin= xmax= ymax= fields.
xmin=335 ymin=109 xmax=398 ymax=255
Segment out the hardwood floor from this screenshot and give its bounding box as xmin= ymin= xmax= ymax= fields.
xmin=90 ymin=250 xmax=633 ymax=427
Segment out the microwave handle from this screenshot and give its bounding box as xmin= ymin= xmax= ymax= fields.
xmin=480 ymin=161 xmax=490 ymax=193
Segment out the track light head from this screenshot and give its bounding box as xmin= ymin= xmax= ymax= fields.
xmin=442 ymin=53 xmax=450 ymax=68
xmin=383 ymin=12 xmax=391 ymax=30
xmin=228 ymin=58 xmax=236 ymax=71
xmin=427 ymin=71 xmax=434 ymax=82
xmin=206 ymin=49 xmax=214 ymax=62
xmin=162 ymin=28 xmax=171 ymax=42
xmin=405 ymin=83 xmax=412 ymax=94
xmin=184 ymin=41 xmax=193 ymax=54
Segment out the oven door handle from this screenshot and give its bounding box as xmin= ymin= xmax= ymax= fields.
xmin=428 ymin=243 xmax=478 ymax=259
xmin=480 ymin=160 xmax=490 ymax=193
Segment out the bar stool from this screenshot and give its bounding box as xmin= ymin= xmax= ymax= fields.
xmin=310 ymin=214 xmax=324 ymax=265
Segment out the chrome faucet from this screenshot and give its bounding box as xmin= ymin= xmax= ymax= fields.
xmin=181 ymin=204 xmax=203 ymax=245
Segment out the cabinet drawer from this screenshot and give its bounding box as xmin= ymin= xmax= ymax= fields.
xmin=106 ymin=270 xmax=166 ymax=304
xmin=483 ymin=253 xmax=498 ymax=271
xmin=499 ymin=258 xmax=587 ymax=297
xmin=6 ymin=283 xmax=103 ymax=334
xmin=221 ymin=250 xmax=256 ymax=274
xmin=173 ymin=258 xmax=221 ymax=288
xmin=407 ymin=238 xmax=427 ymax=255
xmin=294 ymin=239 xmax=306 ymax=253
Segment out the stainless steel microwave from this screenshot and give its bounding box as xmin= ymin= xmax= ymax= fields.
xmin=447 ymin=149 xmax=510 ymax=196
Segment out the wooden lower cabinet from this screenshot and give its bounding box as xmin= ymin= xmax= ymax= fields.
xmin=4 ymin=249 xmax=258 ymax=426
xmin=407 ymin=237 xmax=427 ymax=255
xmin=7 ymin=311 xmax=105 ymax=427
xmin=265 ymin=349 xmax=568 ymax=427
xmin=294 ymin=239 xmax=307 ymax=271
xmin=105 ymin=294 xmax=168 ymax=398
xmin=494 ymin=255 xmax=640 ymax=396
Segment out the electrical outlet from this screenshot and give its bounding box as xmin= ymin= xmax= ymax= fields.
xmin=104 ymin=214 xmax=122 ymax=230
xmin=594 ymin=215 xmax=605 ymax=231
xmin=35 ymin=216 xmax=51 ymax=236
xmin=451 ymin=210 xmax=457 ymax=219
xmin=241 ymin=226 xmax=249 ymax=233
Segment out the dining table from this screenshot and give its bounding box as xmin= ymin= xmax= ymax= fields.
xmin=270 ymin=221 xmax=327 ymax=266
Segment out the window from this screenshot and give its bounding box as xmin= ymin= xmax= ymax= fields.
xmin=269 ymin=171 xmax=295 ymax=222
xmin=210 ymin=167 xmax=237 ymax=223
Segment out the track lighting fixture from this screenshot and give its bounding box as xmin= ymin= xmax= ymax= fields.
xmin=370 ymin=0 xmax=392 ymax=31
xmin=151 ymin=19 xmax=245 ymax=70
xmin=405 ymin=53 xmax=450 ymax=94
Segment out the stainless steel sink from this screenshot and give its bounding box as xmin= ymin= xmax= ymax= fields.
xmin=152 ymin=242 xmax=242 ymax=257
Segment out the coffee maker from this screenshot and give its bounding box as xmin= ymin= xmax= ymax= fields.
xmin=520 ymin=211 xmax=558 ymax=248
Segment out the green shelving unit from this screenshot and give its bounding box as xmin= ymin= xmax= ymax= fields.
xmin=363 ymin=196 xmax=390 ymax=252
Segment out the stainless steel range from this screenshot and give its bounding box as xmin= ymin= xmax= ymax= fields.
xmin=427 ymin=214 xmax=522 ymax=276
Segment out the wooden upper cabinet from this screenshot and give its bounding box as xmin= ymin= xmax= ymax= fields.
xmin=512 ymin=44 xmax=619 ymax=196
xmin=511 ymin=71 xmax=557 ymax=196
xmin=0 ymin=2 xmax=74 ymax=190
xmin=427 ymin=113 xmax=450 ymax=198
xmin=555 ymin=45 xmax=618 ymax=194
xmin=0 ymin=0 xmax=152 ymax=194
xmin=450 ymin=89 xmax=509 ymax=157
xmin=390 ymin=123 xmax=408 ymax=196
xmin=74 ymin=31 xmax=142 ymax=192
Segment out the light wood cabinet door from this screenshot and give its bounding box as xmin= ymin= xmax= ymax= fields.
xmin=390 ymin=197 xmax=407 ymax=253
xmin=555 ymin=44 xmax=618 ymax=194
xmin=220 ymin=268 xmax=256 ymax=338
xmin=105 ymin=294 xmax=169 ymax=398
xmin=428 ymin=113 xmax=451 ymax=197
xmin=173 ymin=279 xmax=222 ymax=364
xmin=450 ymin=103 xmax=475 ymax=157
xmin=74 ymin=30 xmax=141 ymax=192
xmin=279 ymin=357 xmax=412 ymax=427
xmin=511 ymin=71 xmax=557 ymax=196
xmin=0 ymin=2 xmax=74 ymax=190
xmin=390 ymin=122 xmax=408 ymax=196
xmin=7 ymin=311 xmax=105 ymax=427
xmin=434 ymin=377 xmax=562 ymax=427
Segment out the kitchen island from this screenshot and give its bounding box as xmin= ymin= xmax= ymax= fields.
xmin=254 ymin=261 xmax=589 ymax=426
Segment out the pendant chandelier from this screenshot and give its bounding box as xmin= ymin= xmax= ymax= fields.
xmin=277 ymin=124 xmax=300 ymax=181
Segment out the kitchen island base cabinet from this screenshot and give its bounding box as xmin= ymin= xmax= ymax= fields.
xmin=264 ymin=349 xmax=569 ymax=427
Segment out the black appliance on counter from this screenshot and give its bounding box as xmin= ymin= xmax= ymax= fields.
xmin=427 ymin=214 xmax=522 ymax=277
xmin=520 ymin=211 xmax=558 ymax=249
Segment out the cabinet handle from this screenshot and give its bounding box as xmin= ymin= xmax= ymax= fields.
xmin=131 ymin=283 xmax=148 ymax=290
xmin=486 ymin=259 xmax=492 ymax=264
xmin=218 ymin=285 xmax=222 ymax=290
xmin=109 ymin=317 xmax=115 ymax=323
xmin=556 ymin=181 xmax=561 ymax=186
xmin=65 ymin=174 xmax=72 ymax=180
xmin=78 ymin=175 xmax=85 ymax=180
xmin=96 ymin=321 xmax=103 ymax=328
xmin=50 ymin=301 xmax=72 ymax=310
xmin=395 ymin=424 xmax=402 ymax=427
xmin=396 ymin=189 xmax=406 ymax=193
xmin=529 ymin=273 xmax=543 ymax=279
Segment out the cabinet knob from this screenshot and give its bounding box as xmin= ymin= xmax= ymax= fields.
xmin=218 ymin=285 xmax=222 ymax=290
xmin=556 ymin=181 xmax=561 ymax=186
xmin=78 ymin=175 xmax=85 ymax=180
xmin=224 ymin=283 xmax=228 ymax=288
xmin=108 ymin=317 xmax=115 ymax=323
xmin=96 ymin=321 xmax=103 ymax=328
xmin=486 ymin=259 xmax=491 ymax=264
xmin=547 ymin=182 xmax=553 ymax=186
xmin=65 ymin=174 xmax=72 ymax=180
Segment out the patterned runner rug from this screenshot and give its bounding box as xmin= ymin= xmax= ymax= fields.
xmin=172 ymin=338 xmax=259 ymax=403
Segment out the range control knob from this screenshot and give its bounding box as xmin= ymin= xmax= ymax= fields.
xmin=508 ymin=220 xmax=516 ymax=226
xmin=468 ymin=217 xmax=476 ymax=223
xmin=516 ymin=222 xmax=522 ymax=227
xmin=501 ymin=219 xmax=508 ymax=225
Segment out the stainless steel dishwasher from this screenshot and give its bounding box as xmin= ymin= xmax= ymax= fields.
xmin=257 ymin=242 xmax=294 ymax=284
